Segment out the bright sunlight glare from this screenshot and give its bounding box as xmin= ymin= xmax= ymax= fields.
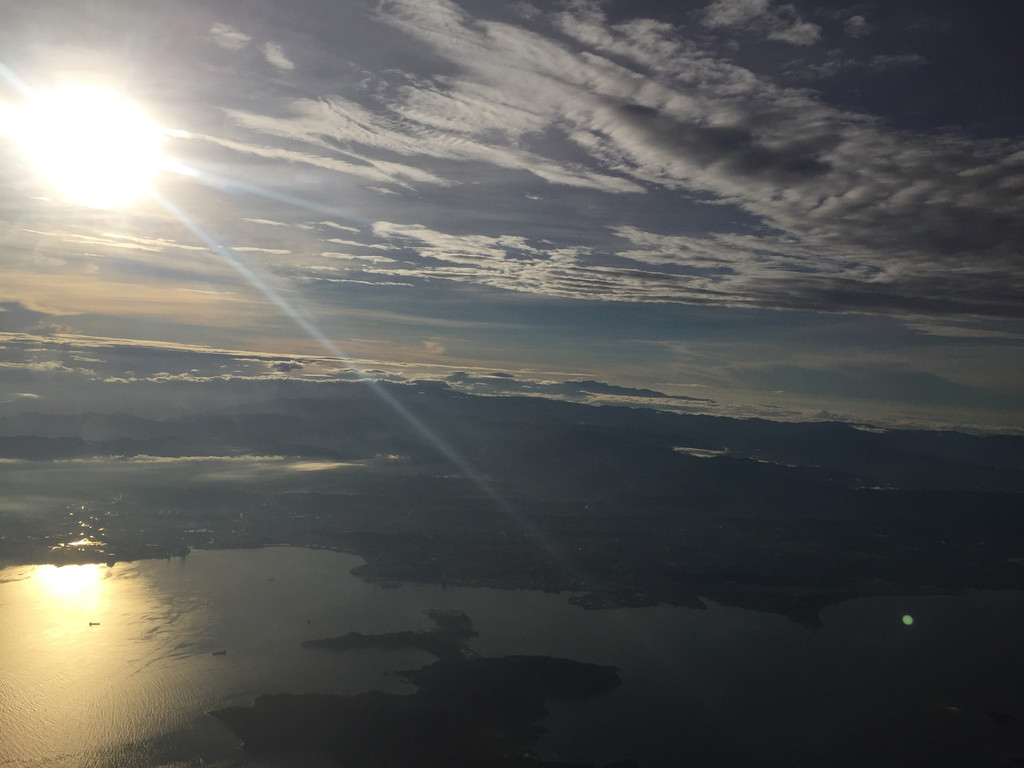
xmin=5 ymin=84 xmax=165 ymax=208
xmin=33 ymin=563 xmax=103 ymax=606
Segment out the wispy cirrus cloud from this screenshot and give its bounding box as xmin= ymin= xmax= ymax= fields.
xmin=122 ymin=0 xmax=1021 ymax=321
xmin=222 ymin=93 xmax=643 ymax=194
xmin=343 ymin=0 xmax=1023 ymax=316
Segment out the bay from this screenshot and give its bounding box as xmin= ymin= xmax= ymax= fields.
xmin=1 ymin=547 xmax=1022 ymax=767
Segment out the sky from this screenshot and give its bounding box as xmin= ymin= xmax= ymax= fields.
xmin=1 ymin=0 xmax=1023 ymax=431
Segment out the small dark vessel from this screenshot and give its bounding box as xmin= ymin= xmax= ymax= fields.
xmin=212 ymin=650 xmax=227 ymax=656
xmin=89 ymin=622 xmax=100 ymax=626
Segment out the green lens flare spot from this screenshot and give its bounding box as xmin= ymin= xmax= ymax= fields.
xmin=902 ymin=614 xmax=914 ymax=626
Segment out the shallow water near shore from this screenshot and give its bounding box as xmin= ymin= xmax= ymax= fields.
xmin=1 ymin=546 xmax=1022 ymax=767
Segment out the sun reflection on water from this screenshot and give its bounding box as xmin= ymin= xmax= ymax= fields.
xmin=33 ymin=562 xmax=104 ymax=607
xmin=1 ymin=559 xmax=209 ymax=764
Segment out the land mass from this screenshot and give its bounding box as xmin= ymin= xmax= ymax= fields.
xmin=2 ymin=380 xmax=1023 ymax=625
xmin=302 ymin=608 xmax=478 ymax=662
xmin=214 ymin=611 xmax=634 ymax=768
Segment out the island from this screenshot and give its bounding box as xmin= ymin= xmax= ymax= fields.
xmin=212 ymin=611 xmax=638 ymax=768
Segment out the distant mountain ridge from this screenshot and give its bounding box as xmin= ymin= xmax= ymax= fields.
xmin=2 ymin=379 xmax=1021 ymax=492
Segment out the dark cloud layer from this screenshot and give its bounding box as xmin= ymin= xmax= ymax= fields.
xmin=446 ymin=372 xmax=714 ymax=405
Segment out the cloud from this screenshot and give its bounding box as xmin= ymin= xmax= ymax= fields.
xmin=364 ymin=222 xmax=635 ymax=301
xmin=0 ymin=271 xmax=255 ymax=328
xmin=867 ymin=53 xmax=927 ymax=72
xmin=766 ymin=19 xmax=821 ymax=46
xmin=701 ymin=0 xmax=822 ymax=45
xmin=243 ymin=218 xmax=291 ymax=228
xmin=3 ymin=332 xmax=1020 ymax=432
xmin=320 ymin=222 xmax=361 ymax=233
xmin=263 ymin=41 xmax=295 ymax=71
xmin=353 ymin=207 xmax=1021 ymax=318
xmin=232 ymin=246 xmax=292 ymax=255
xmin=737 ymin=363 xmax=1024 ymax=411
xmin=900 ymin=320 xmax=1024 ymax=340
xmin=159 ymin=0 xmax=1022 ymax=320
xmin=7 ymin=0 xmax=1020 ymax=329
xmin=703 ymin=0 xmax=771 ymax=27
xmin=210 ymin=22 xmax=251 ymax=51
xmin=17 ymin=228 xmax=209 ymax=255
xmin=193 ymin=130 xmax=451 ymax=188
xmin=223 ymin=93 xmax=643 ymax=194
xmin=844 ymin=15 xmax=871 ymax=38
xmin=444 ymin=372 xmax=715 ymax=409
xmin=366 ymin=1 xmax=1021 ymax=296
xmin=784 ymin=51 xmax=927 ymax=80
xmin=0 ymin=302 xmax=76 ymax=335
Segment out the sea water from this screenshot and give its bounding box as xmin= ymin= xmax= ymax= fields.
xmin=1 ymin=547 xmax=1022 ymax=767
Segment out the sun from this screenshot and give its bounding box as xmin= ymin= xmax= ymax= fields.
xmin=6 ymin=84 xmax=165 ymax=208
